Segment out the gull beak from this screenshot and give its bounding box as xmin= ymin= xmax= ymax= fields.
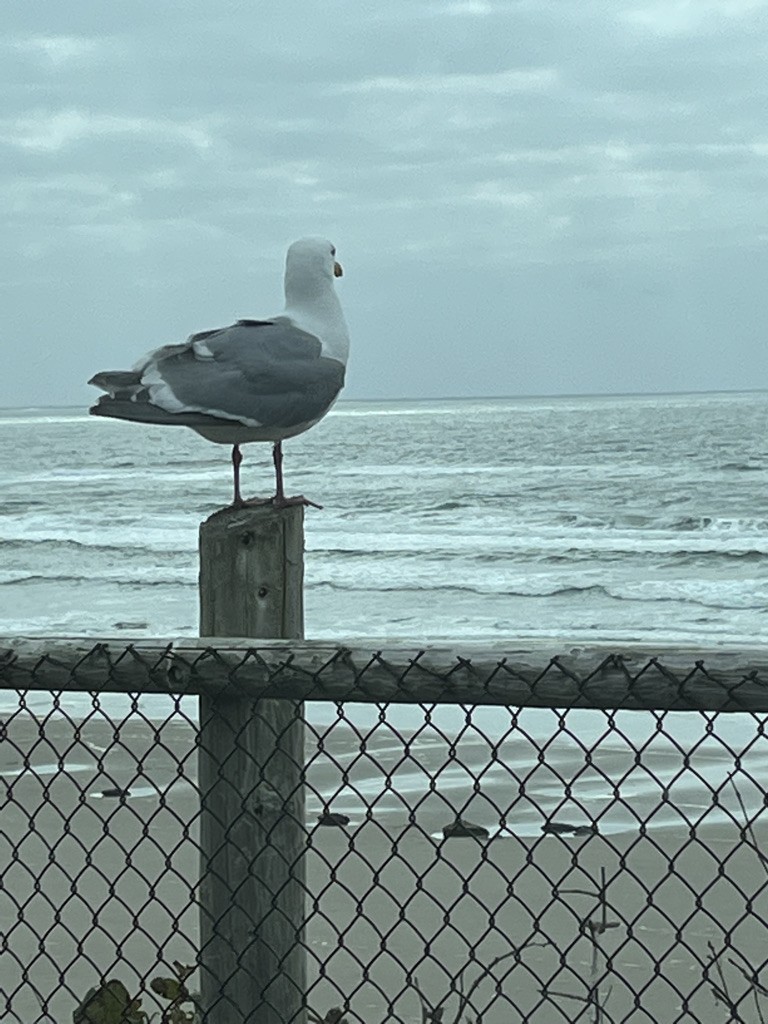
xmin=334 ymin=261 xmax=344 ymax=278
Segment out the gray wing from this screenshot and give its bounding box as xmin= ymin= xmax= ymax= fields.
xmin=91 ymin=320 xmax=345 ymax=429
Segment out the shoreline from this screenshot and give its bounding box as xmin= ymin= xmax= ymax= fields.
xmin=3 ymin=713 xmax=766 ymax=835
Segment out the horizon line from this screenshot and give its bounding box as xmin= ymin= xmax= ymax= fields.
xmin=1 ymin=386 xmax=768 ymax=414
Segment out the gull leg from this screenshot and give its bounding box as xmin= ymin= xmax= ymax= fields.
xmin=272 ymin=441 xmax=285 ymax=502
xmin=232 ymin=444 xmax=243 ymax=505
xmin=271 ymin=441 xmax=323 ymax=510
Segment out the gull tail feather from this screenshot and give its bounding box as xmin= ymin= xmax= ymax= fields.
xmin=88 ymin=370 xmax=143 ymax=395
xmin=89 ymin=395 xmax=234 ymax=428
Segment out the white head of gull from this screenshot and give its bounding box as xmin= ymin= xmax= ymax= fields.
xmin=89 ymin=237 xmax=348 ymax=507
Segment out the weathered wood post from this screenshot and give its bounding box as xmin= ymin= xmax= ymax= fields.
xmin=198 ymin=504 xmax=306 ymax=1024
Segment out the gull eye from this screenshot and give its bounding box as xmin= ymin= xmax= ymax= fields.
xmin=330 ymin=246 xmax=336 ymax=257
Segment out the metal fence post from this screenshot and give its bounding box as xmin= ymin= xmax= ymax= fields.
xmin=198 ymin=504 xmax=307 ymax=1024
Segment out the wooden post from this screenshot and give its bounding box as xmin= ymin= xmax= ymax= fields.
xmin=198 ymin=504 xmax=306 ymax=1024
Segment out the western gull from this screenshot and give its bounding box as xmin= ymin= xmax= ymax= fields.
xmin=88 ymin=237 xmax=348 ymax=506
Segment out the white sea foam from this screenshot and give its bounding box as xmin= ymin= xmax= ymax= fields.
xmin=2 ymin=392 xmax=768 ymax=714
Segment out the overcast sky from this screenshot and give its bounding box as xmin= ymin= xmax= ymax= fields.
xmin=2 ymin=0 xmax=768 ymax=407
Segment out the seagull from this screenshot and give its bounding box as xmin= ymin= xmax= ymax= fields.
xmin=88 ymin=237 xmax=349 ymax=507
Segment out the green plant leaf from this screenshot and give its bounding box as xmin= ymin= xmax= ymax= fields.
xmin=73 ymin=980 xmax=147 ymax=1024
xmin=150 ymin=978 xmax=183 ymax=1002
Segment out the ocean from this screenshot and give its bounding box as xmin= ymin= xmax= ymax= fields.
xmin=2 ymin=392 xmax=768 ymax=823
xmin=2 ymin=391 xmax=768 ymax=646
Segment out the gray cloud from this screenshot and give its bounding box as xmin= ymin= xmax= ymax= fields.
xmin=2 ymin=0 xmax=768 ymax=406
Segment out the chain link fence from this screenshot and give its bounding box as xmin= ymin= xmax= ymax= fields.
xmin=2 ymin=641 xmax=768 ymax=1023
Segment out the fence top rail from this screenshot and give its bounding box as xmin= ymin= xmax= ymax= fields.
xmin=1 ymin=636 xmax=768 ymax=711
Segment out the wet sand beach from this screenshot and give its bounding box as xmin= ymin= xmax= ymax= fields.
xmin=2 ymin=712 xmax=767 ymax=1023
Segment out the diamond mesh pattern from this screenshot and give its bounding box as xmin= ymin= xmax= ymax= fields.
xmin=1 ymin=648 xmax=768 ymax=1023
